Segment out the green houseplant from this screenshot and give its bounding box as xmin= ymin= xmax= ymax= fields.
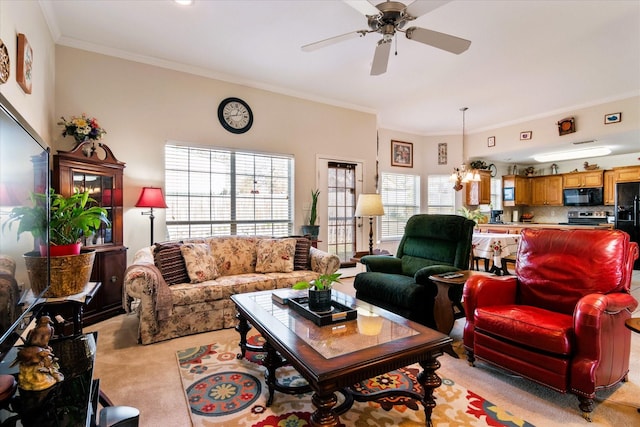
xmin=3 ymin=188 xmax=110 ymax=297
xmin=4 ymin=188 xmax=110 ymax=255
xmin=301 ymin=189 xmax=320 ymax=238
xmin=293 ymin=273 xmax=341 ymax=312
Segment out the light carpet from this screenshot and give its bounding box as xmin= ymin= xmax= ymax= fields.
xmin=176 ymin=332 xmax=532 ymax=427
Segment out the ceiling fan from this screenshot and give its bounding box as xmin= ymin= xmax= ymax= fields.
xmin=302 ymin=0 xmax=471 ymax=75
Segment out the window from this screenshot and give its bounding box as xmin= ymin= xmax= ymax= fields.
xmin=380 ymin=172 xmax=420 ymax=239
xmin=427 ymin=175 xmax=455 ymax=214
xmin=165 ymin=144 xmax=293 ymax=239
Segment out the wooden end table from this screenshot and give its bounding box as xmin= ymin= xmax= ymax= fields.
xmin=624 ymin=317 xmax=640 ymax=414
xmin=429 ymin=270 xmax=494 ymax=336
xmin=232 ymin=290 xmax=452 ymax=427
xmin=21 ymin=281 xmax=102 ymax=337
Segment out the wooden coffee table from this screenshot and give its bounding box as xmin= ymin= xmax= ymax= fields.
xmin=232 ymin=290 xmax=452 ymax=427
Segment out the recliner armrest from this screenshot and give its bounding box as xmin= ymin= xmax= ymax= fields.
xmin=414 ymin=265 xmax=459 ymax=284
xmin=463 ymin=275 xmax=517 ymax=321
xmin=360 ymin=255 xmax=402 ymax=274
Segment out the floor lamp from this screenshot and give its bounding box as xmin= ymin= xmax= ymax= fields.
xmin=135 ymin=187 xmax=168 ymax=246
xmin=355 ymin=194 xmax=385 ymax=255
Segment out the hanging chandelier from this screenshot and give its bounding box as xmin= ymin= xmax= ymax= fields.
xmin=450 ymin=107 xmax=480 ymax=191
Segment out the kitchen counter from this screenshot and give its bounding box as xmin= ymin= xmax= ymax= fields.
xmin=476 ymin=222 xmax=613 ymax=232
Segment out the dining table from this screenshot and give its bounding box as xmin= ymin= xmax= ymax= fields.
xmin=471 ymin=232 xmax=520 ymax=274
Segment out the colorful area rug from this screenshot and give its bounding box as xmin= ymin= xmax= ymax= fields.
xmin=177 ymin=334 xmax=534 ymax=426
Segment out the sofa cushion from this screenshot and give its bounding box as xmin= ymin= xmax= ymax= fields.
xmin=255 ymin=238 xmax=296 ymax=273
xmin=291 ymin=237 xmax=312 ymax=270
xmin=153 ymin=242 xmax=189 ymax=285
xmin=180 ymin=243 xmax=219 ymax=283
xmin=169 ymin=273 xmax=277 ymax=306
xmin=475 ymin=305 xmax=574 ymax=356
xmin=205 ymin=236 xmax=259 ymax=276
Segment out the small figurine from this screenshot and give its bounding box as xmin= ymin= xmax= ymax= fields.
xmin=11 ymin=345 xmax=64 ymax=391
xmin=26 ymin=315 xmax=54 ymax=348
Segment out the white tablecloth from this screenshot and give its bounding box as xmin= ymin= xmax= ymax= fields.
xmin=472 ymin=232 xmax=520 ymax=259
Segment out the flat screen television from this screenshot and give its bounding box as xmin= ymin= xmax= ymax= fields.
xmin=0 ymin=93 xmax=50 ymax=361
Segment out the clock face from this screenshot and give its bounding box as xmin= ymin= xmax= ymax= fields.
xmin=218 ymin=97 xmax=253 ymax=134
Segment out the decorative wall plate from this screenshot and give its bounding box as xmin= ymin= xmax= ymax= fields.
xmin=557 ymin=117 xmax=575 ymax=136
xmin=0 ymin=40 xmax=9 ymax=84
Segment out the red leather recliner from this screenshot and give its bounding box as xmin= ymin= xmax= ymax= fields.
xmin=463 ymin=228 xmax=639 ymax=420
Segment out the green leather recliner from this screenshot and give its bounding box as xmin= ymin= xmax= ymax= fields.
xmin=354 ymin=214 xmax=475 ymax=329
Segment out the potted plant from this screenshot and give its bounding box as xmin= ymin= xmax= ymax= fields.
xmin=292 ymin=272 xmax=341 ymax=312
xmin=301 ymin=189 xmax=320 ymax=238
xmin=3 ymin=188 xmax=110 ymax=297
xmin=4 ymin=188 xmax=110 ymax=256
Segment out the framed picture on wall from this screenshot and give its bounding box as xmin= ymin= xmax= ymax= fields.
xmin=391 ymin=140 xmax=413 ymax=168
xmin=16 ymin=33 xmax=32 ymax=94
xmin=437 ymin=142 xmax=447 ymax=165
xmin=487 ymin=136 xmax=496 ymax=147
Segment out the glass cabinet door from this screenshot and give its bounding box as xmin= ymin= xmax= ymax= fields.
xmin=72 ymin=171 xmax=116 ymax=246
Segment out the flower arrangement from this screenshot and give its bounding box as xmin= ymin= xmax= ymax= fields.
xmin=58 ymin=113 xmax=106 ymax=143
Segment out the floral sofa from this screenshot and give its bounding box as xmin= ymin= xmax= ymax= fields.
xmin=123 ymin=236 xmax=340 ymax=344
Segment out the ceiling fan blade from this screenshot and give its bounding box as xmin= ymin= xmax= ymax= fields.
xmin=405 ymin=27 xmax=471 ymax=54
xmin=405 ymin=0 xmax=451 ymax=18
xmin=343 ymin=0 xmax=380 ymax=16
xmin=302 ymin=30 xmax=367 ymax=52
xmin=370 ymin=40 xmax=392 ymax=76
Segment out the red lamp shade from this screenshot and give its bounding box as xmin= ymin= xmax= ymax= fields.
xmin=135 ymin=187 xmax=168 ymax=209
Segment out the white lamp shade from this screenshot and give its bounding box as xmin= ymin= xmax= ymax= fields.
xmin=355 ymin=194 xmax=385 ymax=217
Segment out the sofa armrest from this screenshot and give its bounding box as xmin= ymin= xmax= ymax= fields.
xmin=123 ymin=262 xmax=173 ymax=323
xmin=572 ymin=292 xmax=638 ymax=395
xmin=360 ymin=256 xmax=402 ymax=274
xmin=309 ymin=247 xmax=340 ymax=275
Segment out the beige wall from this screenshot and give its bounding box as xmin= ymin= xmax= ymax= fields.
xmin=54 ymin=46 xmax=377 ymax=258
xmin=0 ymin=0 xmax=56 ymax=143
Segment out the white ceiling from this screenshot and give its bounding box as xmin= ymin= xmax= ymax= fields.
xmin=41 ymin=0 xmax=640 ymax=162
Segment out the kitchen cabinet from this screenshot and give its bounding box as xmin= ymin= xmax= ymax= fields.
xmin=562 ymin=170 xmax=603 ymax=188
xmin=502 ymin=175 xmax=530 ymax=206
xmin=53 ymin=141 xmax=127 ymax=326
xmin=604 ymin=170 xmax=615 ymax=206
xmin=465 ymin=170 xmax=491 ymax=206
xmin=530 ymin=175 xmax=563 ymax=206
xmin=614 ymin=165 xmax=640 ymax=183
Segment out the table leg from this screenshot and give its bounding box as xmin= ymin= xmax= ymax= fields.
xmin=417 ymin=352 xmax=443 ymax=427
xmin=263 ymin=341 xmax=278 ymax=406
xmin=433 ymin=282 xmax=455 ymax=335
xmin=310 ymin=391 xmax=340 ymax=427
xmin=73 ymin=304 xmax=83 ymax=335
xmin=235 ymin=312 xmax=251 ymax=360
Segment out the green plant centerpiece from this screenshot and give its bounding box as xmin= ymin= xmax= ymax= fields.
xmin=292 ymin=272 xmax=341 ymax=312
xmin=3 ymin=188 xmax=110 ymax=297
xmin=458 ymin=206 xmax=488 ymax=224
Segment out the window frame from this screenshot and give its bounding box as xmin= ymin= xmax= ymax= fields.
xmin=379 ymin=172 xmax=421 ymax=241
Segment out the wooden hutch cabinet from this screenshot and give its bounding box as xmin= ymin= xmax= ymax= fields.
xmin=53 ymin=142 xmax=126 ymax=327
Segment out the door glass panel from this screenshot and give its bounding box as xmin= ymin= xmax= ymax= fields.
xmin=72 ymin=172 xmax=114 ymax=245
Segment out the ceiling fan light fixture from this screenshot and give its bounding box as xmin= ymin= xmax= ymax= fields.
xmin=533 ymin=147 xmax=611 ymax=163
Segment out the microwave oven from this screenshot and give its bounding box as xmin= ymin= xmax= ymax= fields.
xmin=562 ymin=187 xmax=603 ymax=206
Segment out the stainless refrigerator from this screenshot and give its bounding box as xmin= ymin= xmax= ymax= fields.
xmin=615 ymin=181 xmax=640 ymax=270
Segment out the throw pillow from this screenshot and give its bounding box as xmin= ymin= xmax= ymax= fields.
xmin=291 ymin=237 xmax=312 ymax=270
xmin=255 ymin=238 xmax=296 ymax=273
xmin=153 ymin=242 xmax=189 ymax=285
xmin=180 ymin=243 xmax=219 ymax=283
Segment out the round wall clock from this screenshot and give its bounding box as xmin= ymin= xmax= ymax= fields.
xmin=217 ymin=97 xmax=253 ymax=134
xmin=0 ymin=40 xmax=9 ymax=84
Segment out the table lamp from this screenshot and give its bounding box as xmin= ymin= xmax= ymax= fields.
xmin=355 ymin=193 xmax=385 ymax=255
xmin=135 ymin=187 xmax=168 ymax=246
